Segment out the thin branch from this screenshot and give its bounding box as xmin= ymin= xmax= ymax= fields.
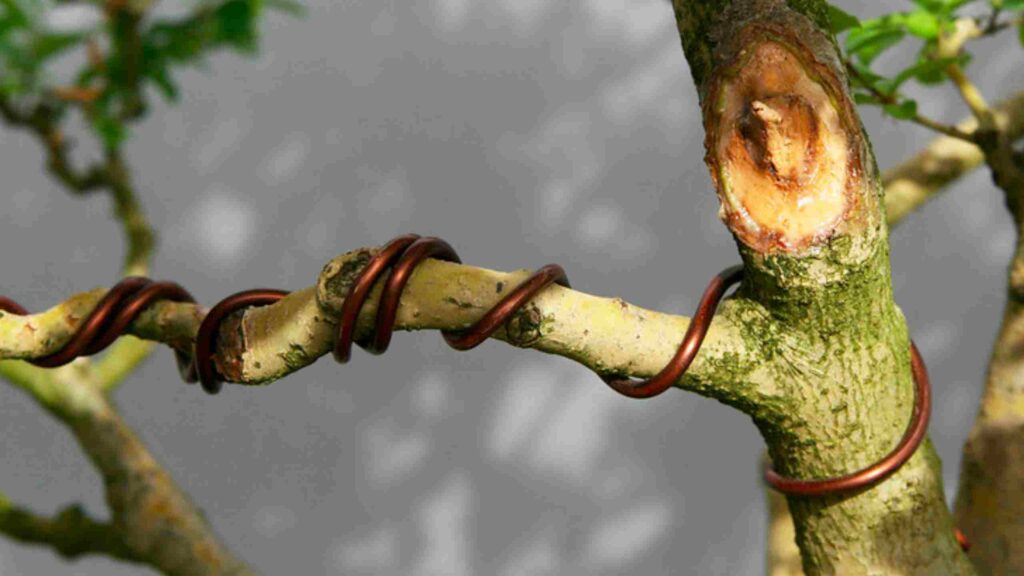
xmin=980 ymin=13 xmax=1024 ymax=36
xmin=0 ymin=96 xmax=108 ymax=194
xmin=0 ymin=496 xmax=142 ymax=564
xmin=0 ymin=360 xmax=254 ymax=575
xmin=844 ymin=60 xmax=977 ymax=142
xmin=93 ymin=337 xmax=154 ymax=392
xmin=946 ymin=64 xmax=994 ymax=129
xmin=103 ymin=149 xmax=155 ymax=278
xmin=884 ymin=91 xmax=1024 ymax=226
xmin=936 ymin=18 xmax=996 ymax=132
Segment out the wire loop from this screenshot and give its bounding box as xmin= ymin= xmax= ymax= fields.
xmin=600 ymin=265 xmax=742 ymax=398
xmin=764 ymin=342 xmax=931 ymax=495
xmin=0 ymin=233 xmax=969 ymax=551
xmin=0 ymin=278 xmax=197 ymax=380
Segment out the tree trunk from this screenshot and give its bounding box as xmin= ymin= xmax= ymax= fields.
xmin=671 ymin=1 xmax=972 ymax=573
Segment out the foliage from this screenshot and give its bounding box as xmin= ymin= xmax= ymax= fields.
xmin=828 ymin=0 xmax=1023 ymax=121
xmin=0 ymin=0 xmax=299 ymax=149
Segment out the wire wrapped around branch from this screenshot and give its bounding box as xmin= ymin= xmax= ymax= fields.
xmin=0 ymin=233 xmax=966 ymax=551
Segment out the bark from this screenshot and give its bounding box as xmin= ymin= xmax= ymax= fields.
xmin=767 ymin=486 xmax=803 ymax=576
xmin=672 ymin=1 xmax=971 ymax=573
xmin=67 ymin=397 xmax=252 ymax=576
xmin=953 ymin=70 xmax=1024 ymax=576
xmin=0 ymin=360 xmax=254 ymax=575
xmin=768 ymin=89 xmax=1024 ymax=576
xmin=0 ymin=252 xmax=772 ymax=409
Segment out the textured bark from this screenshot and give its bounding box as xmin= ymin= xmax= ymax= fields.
xmin=673 ymin=1 xmax=972 ymax=573
xmin=0 ymin=360 xmax=253 ymax=575
xmin=767 ymin=485 xmax=804 ymax=576
xmin=0 ymin=252 xmax=773 ymax=407
xmin=67 ymin=398 xmax=253 ymax=576
xmin=953 ymin=93 xmax=1024 ymax=575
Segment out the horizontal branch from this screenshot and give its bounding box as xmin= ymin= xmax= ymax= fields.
xmin=0 ymin=496 xmax=141 ymax=564
xmin=884 ymin=90 xmax=1024 ymax=226
xmin=0 ymin=246 xmax=773 ymax=407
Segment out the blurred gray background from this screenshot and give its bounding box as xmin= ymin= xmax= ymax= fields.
xmin=1 ymin=0 xmax=1022 ymax=574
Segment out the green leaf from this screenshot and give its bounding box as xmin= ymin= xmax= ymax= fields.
xmin=215 ymin=0 xmax=259 ymax=52
xmin=903 ymin=10 xmax=940 ymax=39
xmin=266 ymin=0 xmax=304 ymax=16
xmin=914 ymin=0 xmax=972 ymax=13
xmin=32 ymin=31 xmax=81 ymax=62
xmin=137 ymin=0 xmax=299 ymax=107
xmin=848 ymin=60 xmax=885 ymax=84
xmin=146 ymin=65 xmax=179 ymax=102
xmin=0 ymin=0 xmax=36 ymax=31
xmin=828 ymin=4 xmax=860 ymax=34
xmin=846 ymin=21 xmax=906 ymax=64
xmin=92 ymin=113 xmax=127 ymax=149
xmin=853 ymin=92 xmax=881 ymax=105
xmin=1019 ymin=20 xmax=1024 ymax=46
xmin=889 ymin=55 xmax=963 ymax=90
xmin=997 ymin=0 xmax=1024 ymax=10
xmin=0 ymin=73 xmax=24 ymax=95
xmin=883 ymin=99 xmax=918 ymax=120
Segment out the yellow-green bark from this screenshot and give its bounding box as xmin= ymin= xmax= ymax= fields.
xmin=0 ymin=251 xmax=772 ymax=410
xmin=952 ymin=65 xmax=1024 ymax=576
xmin=673 ymin=0 xmax=972 ymax=573
xmin=0 ymin=360 xmax=253 ymax=575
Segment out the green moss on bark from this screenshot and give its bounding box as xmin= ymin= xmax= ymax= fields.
xmin=672 ymin=0 xmax=972 ymax=573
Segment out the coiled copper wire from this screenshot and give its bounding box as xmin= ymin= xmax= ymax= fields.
xmin=764 ymin=342 xmax=931 ymax=495
xmin=600 ymin=264 xmax=743 ymax=399
xmin=0 ymin=278 xmax=197 ymax=379
xmin=0 ymin=233 xmax=968 ymax=551
xmin=331 ymin=234 xmax=571 ymax=363
xmin=192 ymin=288 xmax=290 ymax=394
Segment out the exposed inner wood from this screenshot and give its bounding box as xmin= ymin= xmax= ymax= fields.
xmin=714 ymin=41 xmax=851 ymax=252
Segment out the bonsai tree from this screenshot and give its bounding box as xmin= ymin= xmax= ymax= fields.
xmin=0 ymin=0 xmax=1022 ymax=574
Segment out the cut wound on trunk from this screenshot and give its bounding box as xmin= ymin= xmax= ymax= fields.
xmin=708 ymin=39 xmax=858 ymax=253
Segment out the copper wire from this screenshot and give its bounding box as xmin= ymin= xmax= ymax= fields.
xmin=601 ymin=265 xmax=743 ymax=399
xmin=0 ymin=278 xmax=197 ymax=379
xmin=192 ymin=288 xmax=290 ymax=393
xmin=331 ymin=234 xmax=570 ymax=363
xmin=764 ymin=342 xmax=931 ymax=495
xmin=0 ymin=233 xmax=968 ymax=551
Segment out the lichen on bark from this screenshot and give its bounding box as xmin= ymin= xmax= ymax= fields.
xmin=673 ymin=0 xmax=972 ymax=573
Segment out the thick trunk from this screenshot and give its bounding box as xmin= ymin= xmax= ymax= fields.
xmin=672 ymin=1 xmax=972 ymax=573
xmin=954 ymin=164 xmax=1024 ymax=574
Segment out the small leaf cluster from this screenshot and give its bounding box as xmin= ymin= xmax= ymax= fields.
xmin=0 ymin=0 xmax=92 ymax=97
xmin=1 ymin=0 xmax=300 ymax=149
xmin=141 ymin=0 xmax=301 ymax=103
xmin=828 ymin=1 xmax=1021 ymax=121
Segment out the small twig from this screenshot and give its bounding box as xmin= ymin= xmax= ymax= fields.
xmin=52 ymin=85 xmax=103 ymax=104
xmin=983 ymin=6 xmax=1002 ymax=35
xmin=0 ymin=497 xmax=142 ymax=564
xmin=844 ymin=60 xmax=977 ymax=142
xmin=935 ymin=18 xmax=997 ymax=132
xmin=86 ymin=37 xmax=105 ymax=70
xmin=945 ymin=64 xmax=994 ymax=129
xmin=978 ymin=11 xmax=1024 ymax=36
xmin=0 ymin=95 xmax=108 ymax=193
xmin=107 ymin=3 xmax=146 ymax=120
xmin=884 ymin=91 xmax=1024 ymax=226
